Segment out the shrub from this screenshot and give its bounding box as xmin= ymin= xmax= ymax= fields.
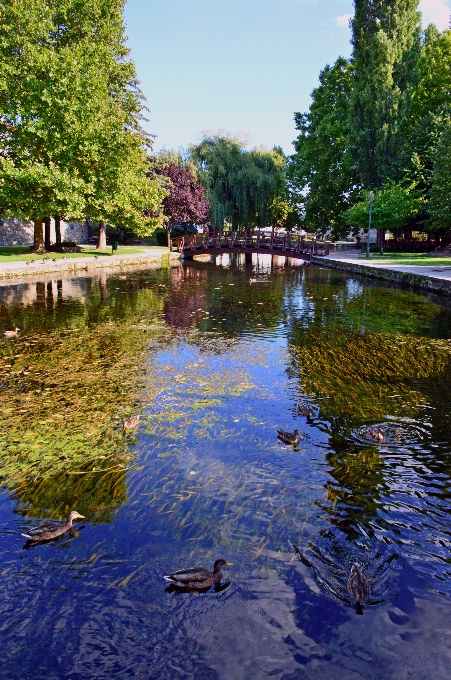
xmin=155 ymin=230 xmax=168 ymax=246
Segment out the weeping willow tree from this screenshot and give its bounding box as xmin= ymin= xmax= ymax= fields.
xmin=190 ymin=133 xmax=286 ymax=230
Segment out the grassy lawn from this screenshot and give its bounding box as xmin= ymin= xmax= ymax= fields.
xmin=0 ymin=245 xmax=168 ymax=263
xmin=358 ymin=252 xmax=451 ymax=266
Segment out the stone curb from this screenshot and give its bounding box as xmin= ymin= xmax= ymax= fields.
xmin=0 ymin=250 xmax=181 ymax=281
xmin=311 ymin=255 xmax=451 ymax=296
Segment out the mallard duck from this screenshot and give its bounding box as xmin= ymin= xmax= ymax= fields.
xmin=164 ymin=559 xmax=232 ymax=590
xmin=21 ymin=510 xmax=85 ymax=543
xmin=277 ymin=429 xmax=303 ymax=446
xmin=123 ymin=414 xmax=140 ymax=430
xmin=297 ymin=403 xmax=315 ymax=420
xmin=368 ymin=427 xmax=384 ymax=441
xmin=3 ymin=327 xmax=20 ymax=338
xmin=347 ymin=563 xmax=370 ymax=615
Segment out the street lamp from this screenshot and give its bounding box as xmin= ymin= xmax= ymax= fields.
xmin=366 ymin=192 xmax=375 ymax=259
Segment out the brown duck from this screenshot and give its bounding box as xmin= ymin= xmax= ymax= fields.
xmin=123 ymin=414 xmax=140 ymax=430
xmin=3 ymin=327 xmax=20 ymax=338
xmin=163 ymin=559 xmax=233 ymax=590
xmin=347 ymin=563 xmax=370 ymax=615
xmin=297 ymin=403 xmax=315 ymax=421
xmin=21 ymin=510 xmax=85 ymax=543
xmin=368 ymin=427 xmax=384 ymax=442
xmin=277 ymin=429 xmax=303 ymax=446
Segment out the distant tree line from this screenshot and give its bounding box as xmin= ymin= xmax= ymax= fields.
xmin=150 ymin=135 xmax=301 ymax=236
xmin=289 ymin=0 xmax=451 ymax=246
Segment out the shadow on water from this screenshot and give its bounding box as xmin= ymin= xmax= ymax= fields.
xmin=1 ymin=257 xmax=451 ymax=678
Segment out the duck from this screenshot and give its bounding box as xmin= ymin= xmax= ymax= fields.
xmin=368 ymin=427 xmax=384 ymax=441
xmin=163 ymin=559 xmax=233 ymax=590
xmin=3 ymin=327 xmax=20 ymax=338
xmin=347 ymin=563 xmax=370 ymax=615
xmin=297 ymin=403 xmax=315 ymax=421
xmin=277 ymin=428 xmax=303 ymax=446
xmin=21 ymin=510 xmax=85 ymax=543
xmin=123 ymin=414 xmax=140 ymax=430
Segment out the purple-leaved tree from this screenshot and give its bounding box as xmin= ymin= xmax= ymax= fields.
xmin=155 ymin=163 xmax=210 ymax=245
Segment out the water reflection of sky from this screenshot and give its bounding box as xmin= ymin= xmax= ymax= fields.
xmin=1 ymin=258 xmax=451 ymax=678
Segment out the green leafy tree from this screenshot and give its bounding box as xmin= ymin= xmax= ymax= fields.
xmin=348 ymin=0 xmax=422 ymax=190
xmin=342 ymin=181 xmax=425 ymax=235
xmin=190 ymin=134 xmax=286 ymax=230
xmin=0 ymin=0 xmax=165 ymax=251
xmin=289 ymin=57 xmax=357 ymax=238
xmin=429 ymin=121 xmax=451 ymax=234
xmin=397 ymin=26 xmax=451 ymax=237
xmin=413 ymin=25 xmax=451 ymax=120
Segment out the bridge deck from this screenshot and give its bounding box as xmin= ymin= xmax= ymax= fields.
xmin=170 ymin=231 xmax=330 ymax=261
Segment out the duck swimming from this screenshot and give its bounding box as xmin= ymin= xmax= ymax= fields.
xmin=347 ymin=563 xmax=370 ymax=615
xmin=368 ymin=427 xmax=384 ymax=442
xmin=123 ymin=414 xmax=140 ymax=430
xmin=3 ymin=327 xmax=20 ymax=338
xmin=163 ymin=559 xmax=233 ymax=590
xmin=297 ymin=403 xmax=315 ymax=421
xmin=277 ymin=429 xmax=303 ymax=446
xmin=21 ymin=510 xmax=85 ymax=543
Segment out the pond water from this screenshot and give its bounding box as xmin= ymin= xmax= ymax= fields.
xmin=1 ymin=256 xmax=451 ymax=679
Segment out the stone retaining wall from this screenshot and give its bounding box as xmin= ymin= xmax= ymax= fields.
xmin=311 ymin=255 xmax=451 ymax=296
xmin=0 ymin=218 xmax=88 ymax=246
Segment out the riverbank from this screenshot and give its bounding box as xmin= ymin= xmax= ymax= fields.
xmin=0 ymin=247 xmax=181 ymax=280
xmin=312 ymin=251 xmax=451 ymax=296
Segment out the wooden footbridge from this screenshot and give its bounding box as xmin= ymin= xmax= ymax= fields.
xmin=170 ymin=230 xmax=331 ymax=261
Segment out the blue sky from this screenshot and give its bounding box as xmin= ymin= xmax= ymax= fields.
xmin=124 ymin=0 xmax=451 ymax=155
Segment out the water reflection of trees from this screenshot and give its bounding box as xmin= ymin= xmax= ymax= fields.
xmin=163 ymin=262 xmax=288 ymax=335
xmin=0 ymin=271 xmax=170 ymax=520
xmin=13 ymin=468 xmax=127 ymax=524
xmin=287 ymin=297 xmax=451 ymax=543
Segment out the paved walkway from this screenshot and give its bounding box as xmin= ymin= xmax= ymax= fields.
xmin=0 ymin=247 xmax=180 ymax=280
xmin=322 ymin=251 xmax=451 ymax=281
xmin=313 ymin=251 xmax=451 ymax=295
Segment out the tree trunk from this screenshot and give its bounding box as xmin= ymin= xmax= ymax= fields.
xmin=54 ymin=216 xmax=62 ymax=245
xmin=44 ymin=217 xmax=51 ymax=250
xmin=97 ymin=220 xmax=107 ymax=250
xmin=33 ymin=218 xmax=46 ymax=253
xmin=377 ymin=228 xmax=385 ymax=254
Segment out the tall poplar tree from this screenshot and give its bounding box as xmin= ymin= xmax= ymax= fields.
xmin=348 ymin=0 xmax=422 ymax=189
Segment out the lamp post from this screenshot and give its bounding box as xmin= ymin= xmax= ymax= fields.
xmin=366 ymin=192 xmax=375 ymax=259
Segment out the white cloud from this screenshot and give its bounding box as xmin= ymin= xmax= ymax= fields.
xmin=335 ymin=1 xmax=450 ymax=32
xmin=419 ymin=0 xmax=451 ymax=31
xmin=335 ymin=13 xmax=352 ymax=28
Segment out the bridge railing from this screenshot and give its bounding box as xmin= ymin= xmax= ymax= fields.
xmin=170 ymin=230 xmax=331 ymax=256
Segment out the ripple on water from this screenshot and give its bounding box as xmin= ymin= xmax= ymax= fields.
xmin=352 ymin=418 xmax=431 ymax=447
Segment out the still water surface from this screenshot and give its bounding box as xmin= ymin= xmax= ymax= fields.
xmin=1 ymin=257 xmax=451 ymax=679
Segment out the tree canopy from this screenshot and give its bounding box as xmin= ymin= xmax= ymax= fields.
xmin=190 ymin=134 xmax=287 ymax=230
xmin=0 ymin=0 xmax=166 ymax=250
xmin=289 ymin=57 xmax=357 ymax=238
xmin=290 ymin=1 xmax=451 ymax=241
xmin=152 ymin=162 xmax=210 ymax=229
